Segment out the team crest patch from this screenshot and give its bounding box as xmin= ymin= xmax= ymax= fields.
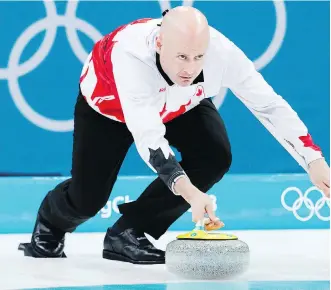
xmin=194 ymin=85 xmax=205 ymax=99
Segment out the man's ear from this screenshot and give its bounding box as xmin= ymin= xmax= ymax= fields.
xmin=156 ymin=36 xmax=162 ymax=54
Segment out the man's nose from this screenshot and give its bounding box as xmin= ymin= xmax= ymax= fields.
xmin=182 ymin=62 xmax=196 ymax=75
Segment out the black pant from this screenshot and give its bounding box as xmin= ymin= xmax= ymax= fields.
xmin=37 ymin=91 xmax=232 ymax=240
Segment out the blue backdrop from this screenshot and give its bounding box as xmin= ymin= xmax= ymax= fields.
xmin=0 ymin=1 xmax=329 ymax=176
xmin=1 ymin=175 xmax=329 ymax=233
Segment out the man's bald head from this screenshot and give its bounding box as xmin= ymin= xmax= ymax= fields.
xmin=156 ymin=6 xmax=210 ymax=86
xmin=159 ymin=6 xmax=209 ymax=42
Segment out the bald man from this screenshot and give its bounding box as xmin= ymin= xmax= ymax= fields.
xmin=19 ymin=7 xmax=329 ymax=264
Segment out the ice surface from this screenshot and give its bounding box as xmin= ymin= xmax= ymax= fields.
xmin=0 ymin=229 xmax=329 ymax=289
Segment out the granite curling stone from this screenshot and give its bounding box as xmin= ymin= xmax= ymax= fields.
xmin=165 ymin=231 xmax=250 ymax=280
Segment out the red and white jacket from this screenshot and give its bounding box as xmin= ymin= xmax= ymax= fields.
xmin=79 ymin=17 xmax=323 ymax=192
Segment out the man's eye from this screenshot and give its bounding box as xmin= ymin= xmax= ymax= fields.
xmin=178 ymin=55 xmax=187 ymax=60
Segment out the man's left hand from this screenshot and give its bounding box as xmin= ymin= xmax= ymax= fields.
xmin=308 ymin=158 xmax=330 ymax=198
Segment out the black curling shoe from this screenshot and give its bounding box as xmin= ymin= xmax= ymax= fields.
xmin=103 ymin=227 xmax=165 ymax=264
xmin=18 ymin=215 xmax=66 ymax=258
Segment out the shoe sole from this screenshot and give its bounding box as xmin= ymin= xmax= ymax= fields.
xmin=102 ymin=250 xmax=165 ymax=265
xmin=18 ymin=242 xmax=66 ymax=258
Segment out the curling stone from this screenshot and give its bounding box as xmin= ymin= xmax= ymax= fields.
xmin=165 ymin=222 xmax=250 ymax=280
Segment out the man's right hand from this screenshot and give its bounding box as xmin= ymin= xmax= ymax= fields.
xmin=188 ymin=192 xmax=217 ymax=223
xmin=174 ymin=176 xmax=221 ymax=225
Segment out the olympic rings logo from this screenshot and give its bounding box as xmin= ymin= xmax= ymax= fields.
xmin=281 ymin=186 xmax=330 ymax=222
xmin=0 ymin=0 xmax=287 ymax=132
xmin=0 ymin=0 xmax=103 ymax=131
